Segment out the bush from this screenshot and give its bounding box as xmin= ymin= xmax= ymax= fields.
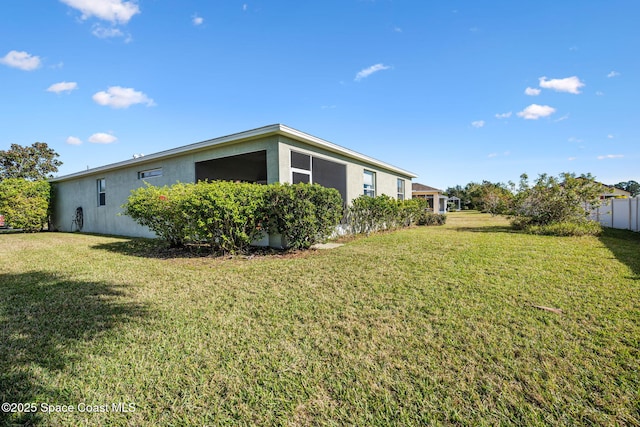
xmin=122 ymin=183 xmax=191 ymax=247
xmin=0 ymin=178 xmax=51 ymax=232
xmin=399 ymin=198 xmax=429 ymax=227
xmin=417 ymin=212 xmax=447 ymax=226
xmin=123 ymin=181 xmax=344 ymax=253
xmin=347 ymin=195 xmax=401 ymax=235
xmin=265 ymin=183 xmax=344 ymax=249
xmin=182 ymin=181 xmax=268 ymax=254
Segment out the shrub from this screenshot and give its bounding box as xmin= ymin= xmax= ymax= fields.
xmin=265 ymin=183 xmax=344 ymax=249
xmin=399 ymin=198 xmax=429 ymax=227
xmin=0 ymin=178 xmax=51 ymax=232
xmin=417 ymin=212 xmax=447 ymax=226
xmin=123 ymin=181 xmax=343 ymax=253
xmin=182 ymin=181 xmax=268 ymax=254
xmin=515 ymin=219 xmax=603 ymax=237
xmin=347 ymin=195 xmax=400 ymax=235
xmin=122 ymin=183 xmax=191 ymax=247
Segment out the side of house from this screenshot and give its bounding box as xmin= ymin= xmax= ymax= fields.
xmin=51 ymin=125 xmax=416 ymax=238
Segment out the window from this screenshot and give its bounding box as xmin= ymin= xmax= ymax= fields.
xmin=97 ymin=178 xmax=106 ymax=206
xmin=363 ymin=170 xmax=376 ymax=197
xmin=290 ymin=151 xmax=311 ymax=184
xmin=138 ymin=168 xmax=162 ymax=179
xmin=397 ymin=179 xmax=405 ymax=200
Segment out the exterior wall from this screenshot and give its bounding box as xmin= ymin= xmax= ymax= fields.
xmin=52 ymin=132 xmax=414 ymax=239
xmin=53 ymin=137 xmax=280 ymax=236
xmin=277 ymin=136 xmax=413 ymax=203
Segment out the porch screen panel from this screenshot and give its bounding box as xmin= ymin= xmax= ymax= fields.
xmin=312 ymin=157 xmax=347 ymax=202
xmin=292 ymin=172 xmax=311 ymax=184
xmin=195 ymin=150 xmax=267 ymax=184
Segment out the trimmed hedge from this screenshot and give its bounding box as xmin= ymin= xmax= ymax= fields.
xmin=122 ymin=181 xmax=343 ymax=253
xmin=265 ymin=183 xmax=343 ymax=249
xmin=0 ymin=178 xmax=51 ymax=232
xmin=346 ymin=195 xmax=446 ymax=235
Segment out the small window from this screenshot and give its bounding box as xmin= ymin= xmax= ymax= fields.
xmin=138 ymin=168 xmax=162 ymax=179
xmin=364 ymin=170 xmax=376 ymax=197
xmin=97 ymin=178 xmax=106 ymax=206
xmin=291 ymin=151 xmax=311 ymax=184
xmin=397 ymin=179 xmax=405 ymax=201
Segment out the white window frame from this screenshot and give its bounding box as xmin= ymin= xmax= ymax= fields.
xmin=290 ymin=151 xmax=312 ymax=184
xmin=397 ymin=179 xmax=405 ymax=200
xmin=364 ymin=170 xmax=376 ymax=197
xmin=97 ymin=178 xmax=106 ymax=206
xmin=138 ymin=168 xmax=163 ymax=179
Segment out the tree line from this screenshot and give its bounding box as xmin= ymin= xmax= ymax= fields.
xmin=0 ymin=142 xmax=61 ymax=231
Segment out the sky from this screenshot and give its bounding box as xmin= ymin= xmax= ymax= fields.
xmin=1 ymin=0 xmax=639 ymax=190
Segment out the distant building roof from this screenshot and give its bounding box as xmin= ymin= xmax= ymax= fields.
xmin=412 ymin=183 xmax=443 ymax=193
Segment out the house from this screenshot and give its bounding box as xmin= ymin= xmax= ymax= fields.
xmin=411 ymin=183 xmax=448 ymax=213
xmin=51 ymin=124 xmax=416 ymax=239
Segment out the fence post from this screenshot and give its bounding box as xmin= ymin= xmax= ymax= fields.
xmin=629 ymin=198 xmax=633 ymax=231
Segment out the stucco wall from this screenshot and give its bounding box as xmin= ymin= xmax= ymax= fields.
xmin=277 ymin=136 xmax=412 ymax=202
xmin=52 ymin=133 xmax=412 ymax=238
xmin=52 ymin=136 xmax=280 ymax=236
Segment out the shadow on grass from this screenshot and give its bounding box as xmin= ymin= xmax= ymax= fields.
xmin=454 ymin=225 xmax=519 ymax=234
xmin=599 ymin=227 xmax=640 ymax=280
xmin=92 ymin=238 xmax=290 ymax=259
xmin=0 ymin=272 xmax=146 ymax=425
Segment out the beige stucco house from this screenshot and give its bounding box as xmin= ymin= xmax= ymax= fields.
xmin=411 ymin=183 xmax=448 ymax=213
xmin=51 ymin=124 xmax=416 ymax=239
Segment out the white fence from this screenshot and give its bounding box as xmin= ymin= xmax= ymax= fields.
xmin=591 ymin=198 xmax=640 ymax=232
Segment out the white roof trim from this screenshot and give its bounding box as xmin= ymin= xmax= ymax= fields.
xmin=51 ymin=124 xmax=416 ymax=182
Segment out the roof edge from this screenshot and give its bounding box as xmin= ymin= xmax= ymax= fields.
xmin=51 ymin=124 xmax=417 ymax=182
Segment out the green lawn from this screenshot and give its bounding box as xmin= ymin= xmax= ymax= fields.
xmin=1 ymin=212 xmax=639 ymax=426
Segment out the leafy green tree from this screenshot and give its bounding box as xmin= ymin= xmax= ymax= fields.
xmin=0 ymin=178 xmax=51 ymax=231
xmin=614 ymin=180 xmax=640 ymax=197
xmin=0 ymin=142 xmax=62 ymax=181
xmin=511 ymin=173 xmax=604 ymax=228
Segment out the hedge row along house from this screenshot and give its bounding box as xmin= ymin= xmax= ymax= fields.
xmin=51 ymin=124 xmax=417 ymax=244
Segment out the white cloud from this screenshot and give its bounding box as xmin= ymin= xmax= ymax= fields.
xmin=66 ymin=136 xmax=83 ymax=145
xmin=538 ymin=76 xmax=585 ymax=94
xmin=568 ymin=136 xmax=583 ymax=143
xmin=568 ymin=157 xmax=577 ymax=161
xmin=393 ymin=27 xmax=402 ymax=33
xmin=495 ymin=112 xmax=512 ymax=119
xmin=192 ymin=15 xmax=204 ymax=26
xmin=92 ymin=24 xmax=126 ymax=39
xmin=471 ymin=120 xmax=485 ymax=128
xmin=60 ymin=0 xmax=140 ymax=24
xmin=607 ymin=71 xmax=620 ymax=78
xmin=487 ymin=153 xmax=498 ymax=158
xmin=517 ymin=104 xmax=556 ymax=120
xmin=596 ymin=91 xmax=605 ymax=96
xmin=243 ymin=4 xmax=248 ymax=11
xmin=597 ymin=154 xmax=623 ymax=160
xmin=92 ymin=86 xmax=155 ymax=108
xmin=47 ymin=81 xmax=78 ymax=94
xmin=524 ymin=87 xmax=541 ymax=96
xmin=554 ymin=114 xmax=569 ymax=122
xmin=0 ymin=50 xmax=41 ymax=71
xmin=607 ymin=134 xmax=614 ymax=139
xmin=88 ymin=133 xmax=117 ymax=144
xmin=354 ymin=63 xmax=391 ymax=81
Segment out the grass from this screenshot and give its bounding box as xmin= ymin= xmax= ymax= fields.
xmin=1 ymin=211 xmax=639 ymax=426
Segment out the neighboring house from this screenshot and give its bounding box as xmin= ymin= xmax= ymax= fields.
xmin=600 ymin=185 xmax=631 ymax=199
xmin=51 ymin=124 xmax=416 ymax=240
xmin=411 ymin=183 xmax=448 ymax=213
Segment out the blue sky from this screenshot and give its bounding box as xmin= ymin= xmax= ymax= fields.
xmin=1 ymin=0 xmax=638 ymax=190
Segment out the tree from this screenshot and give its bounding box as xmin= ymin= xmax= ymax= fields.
xmin=511 ymin=173 xmax=604 ymax=227
xmin=614 ymin=180 xmax=640 ymax=197
xmin=0 ymin=142 xmax=62 ymax=181
xmin=0 ymin=178 xmax=51 ymax=231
